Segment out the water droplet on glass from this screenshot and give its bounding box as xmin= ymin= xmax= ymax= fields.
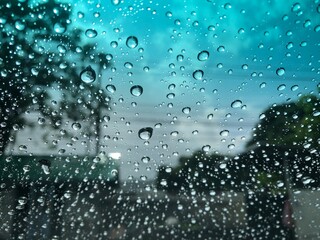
xmin=182 ymin=107 xmax=191 ymax=114
xmin=126 ymin=36 xmax=138 ymax=49
xmin=168 ymin=84 xmax=176 ymax=90
xmin=141 ymin=156 xmax=150 ymax=163
xmin=260 ymin=82 xmax=266 ymax=88
xmin=124 ymin=62 xmax=133 ymax=69
xmin=231 ymin=100 xmax=242 ymax=108
xmin=15 ymin=20 xmax=26 ymax=31
xmin=80 ymin=66 xmax=96 ymax=83
xmin=277 ymin=84 xmax=286 ymax=91
xmin=166 ymin=93 xmax=175 ymax=99
xmin=72 ymin=122 xmax=81 ymax=130
xmin=138 ymin=127 xmax=153 ymax=140
xmin=54 ymin=23 xmax=66 ymax=33
xmin=217 ymin=46 xmax=225 ymax=52
xmin=130 ymin=85 xmax=143 ymax=97
xmin=38 ymin=159 xmax=51 ymax=175
xmin=197 ymin=50 xmax=209 ymax=61
xmin=292 ymin=3 xmax=301 ymax=12
xmin=193 ymin=70 xmax=204 ymax=80
xmin=220 ymin=130 xmax=229 ymax=137
xmin=106 ymin=84 xmax=116 ymax=93
xmin=202 ymin=145 xmax=211 ymax=152
xmin=19 ymin=145 xmax=27 ymax=151
xmin=291 ymin=85 xmax=299 ymax=91
xmin=276 ymin=68 xmax=285 ymax=76
xmin=111 ymin=0 xmax=120 ymax=6
xmin=111 ymin=169 xmax=118 ymax=176
xmin=207 ymin=114 xmax=214 ymax=119
xmin=85 ymin=29 xmax=98 ymax=38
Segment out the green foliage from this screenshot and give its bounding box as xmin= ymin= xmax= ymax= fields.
xmin=0 ymin=0 xmax=111 ymax=153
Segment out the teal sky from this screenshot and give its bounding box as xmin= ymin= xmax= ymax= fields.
xmin=14 ymin=0 xmax=320 ymax=181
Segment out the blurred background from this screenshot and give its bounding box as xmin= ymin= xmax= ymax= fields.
xmin=0 ymin=0 xmax=319 ymax=239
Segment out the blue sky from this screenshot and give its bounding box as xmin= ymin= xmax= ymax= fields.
xmin=13 ymin=0 xmax=320 ymax=181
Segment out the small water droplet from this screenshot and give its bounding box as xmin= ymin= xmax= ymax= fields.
xmin=202 ymin=145 xmax=211 ymax=152
xmin=138 ymin=127 xmax=153 ymax=140
xmin=276 ymin=68 xmax=285 ymax=76
xmin=197 ymin=51 xmax=209 ymax=61
xmin=168 ymin=84 xmax=176 ymax=90
xmin=277 ymin=84 xmax=286 ymax=91
xmin=124 ymin=62 xmax=133 ymax=69
xmin=54 ymin=22 xmax=66 ymax=33
xmin=193 ymin=70 xmax=204 ymax=80
xmin=217 ymin=46 xmax=225 ymax=52
xmin=126 ymin=36 xmax=138 ymax=49
xmin=220 ymin=130 xmax=229 ymax=137
xmin=260 ymin=82 xmax=266 ymax=88
xmin=292 ymin=3 xmax=301 ymax=12
xmin=166 ymin=93 xmax=175 ymax=99
xmin=291 ymin=85 xmax=298 ymax=91
xmin=182 ymin=107 xmax=191 ymax=114
xmin=72 ymin=122 xmax=81 ymax=130
xmin=207 ymin=114 xmax=214 ymax=119
xmin=85 ymin=29 xmax=98 ymax=38
xmin=111 ymin=169 xmax=118 ymax=176
xmin=80 ymin=66 xmax=96 ymax=83
xmin=130 ymin=85 xmax=143 ymax=97
xmin=19 ymin=145 xmax=27 ymax=151
xmin=106 ymin=84 xmax=116 ymax=93
xmin=38 ymin=159 xmax=51 ymax=175
xmin=111 ymin=0 xmax=120 ymax=5
xmin=15 ymin=20 xmax=26 ymax=31
xmin=231 ymin=100 xmax=242 ymax=108
xmin=141 ymin=156 xmax=150 ymax=163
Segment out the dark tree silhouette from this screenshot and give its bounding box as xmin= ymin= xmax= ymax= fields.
xmin=0 ymin=0 xmax=111 ymax=154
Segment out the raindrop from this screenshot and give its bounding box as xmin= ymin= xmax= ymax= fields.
xmin=276 ymin=68 xmax=285 ymax=76
xmin=231 ymin=100 xmax=242 ymax=108
xmin=72 ymin=122 xmax=81 ymax=130
xmin=217 ymin=46 xmax=225 ymax=52
xmin=126 ymin=36 xmax=138 ymax=49
xmin=138 ymin=127 xmax=153 ymax=140
xmin=193 ymin=70 xmax=204 ymax=80
xmin=220 ymin=130 xmax=229 ymax=137
xmin=202 ymin=145 xmax=211 ymax=152
xmin=38 ymin=159 xmax=51 ymax=175
xmin=207 ymin=114 xmax=214 ymax=119
xmin=197 ymin=51 xmax=209 ymax=61
xmin=260 ymin=82 xmax=266 ymax=88
xmin=111 ymin=0 xmax=120 ymax=5
xmin=168 ymin=84 xmax=176 ymax=90
xmin=130 ymin=85 xmax=143 ymax=97
xmin=111 ymin=169 xmax=118 ymax=176
xmin=106 ymin=84 xmax=116 ymax=93
xmin=166 ymin=93 xmax=175 ymax=99
xmin=277 ymin=84 xmax=286 ymax=91
xmin=85 ymin=29 xmax=98 ymax=38
xmin=64 ymin=191 xmax=72 ymax=199
xmin=176 ymin=54 xmax=184 ymax=62
xmin=141 ymin=156 xmax=150 ymax=163
xmin=124 ymin=62 xmax=133 ymax=69
xmin=110 ymin=41 xmax=118 ymax=48
xmin=292 ymin=3 xmax=301 ymax=12
xmin=54 ymin=23 xmax=66 ymax=33
xmin=15 ymin=20 xmax=26 ymax=31
xmin=290 ymin=85 xmax=298 ymax=91
xmin=182 ymin=107 xmax=191 ymax=114
xmin=80 ymin=66 xmax=96 ymax=83
xmin=19 ymin=145 xmax=27 ymax=151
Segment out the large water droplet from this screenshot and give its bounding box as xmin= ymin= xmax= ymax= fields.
xmin=197 ymin=51 xmax=209 ymax=61
xmin=182 ymin=107 xmax=191 ymax=114
xmin=85 ymin=29 xmax=98 ymax=38
xmin=130 ymin=85 xmax=143 ymax=97
xmin=276 ymin=67 xmax=285 ymax=76
xmin=292 ymin=3 xmax=301 ymax=12
xmin=193 ymin=70 xmax=204 ymax=80
xmin=138 ymin=127 xmax=153 ymax=140
xmin=277 ymin=84 xmax=286 ymax=91
xmin=231 ymin=100 xmax=242 ymax=108
xmin=106 ymin=84 xmax=116 ymax=93
xmin=126 ymin=36 xmax=138 ymax=49
xmin=80 ymin=66 xmax=96 ymax=83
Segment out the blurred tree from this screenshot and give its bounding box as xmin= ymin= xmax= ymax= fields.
xmin=0 ymin=0 xmax=111 ymax=155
